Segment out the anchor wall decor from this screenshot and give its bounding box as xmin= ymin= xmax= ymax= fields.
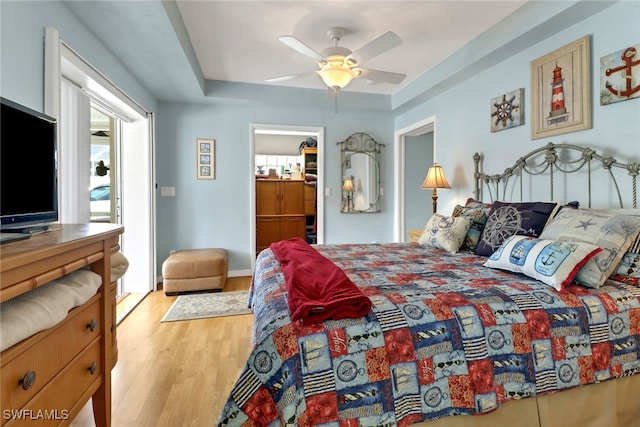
xmin=600 ymin=43 xmax=640 ymax=106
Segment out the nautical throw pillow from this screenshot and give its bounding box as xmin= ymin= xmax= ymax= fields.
xmin=611 ymin=251 xmax=640 ymax=286
xmin=452 ymin=203 xmax=489 ymax=252
xmin=475 ymin=201 xmax=559 ymax=257
xmin=419 ymin=213 xmax=471 ymax=254
xmin=484 ymin=236 xmax=602 ymax=291
xmin=610 ymin=233 xmax=640 ymax=286
xmin=539 ymin=209 xmax=640 ymax=288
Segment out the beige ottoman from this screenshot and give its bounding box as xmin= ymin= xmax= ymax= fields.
xmin=162 ymin=249 xmax=228 ymax=295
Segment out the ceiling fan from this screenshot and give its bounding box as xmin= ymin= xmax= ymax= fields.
xmin=267 ymin=27 xmax=406 ymax=95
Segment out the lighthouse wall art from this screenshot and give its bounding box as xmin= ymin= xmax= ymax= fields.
xmin=530 ymin=35 xmax=592 ymax=140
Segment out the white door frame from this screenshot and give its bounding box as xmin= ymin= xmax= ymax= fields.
xmin=249 ymin=124 xmax=324 ymax=271
xmin=44 ymin=27 xmax=156 ymax=297
xmin=393 ymin=116 xmax=436 ymax=242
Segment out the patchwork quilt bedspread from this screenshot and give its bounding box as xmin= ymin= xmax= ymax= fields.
xmin=217 ymin=243 xmax=640 ymax=426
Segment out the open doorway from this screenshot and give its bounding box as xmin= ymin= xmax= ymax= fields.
xmin=250 ymin=124 xmax=324 ymax=270
xmin=394 ymin=116 xmax=436 ymax=242
xmin=46 ymin=29 xmax=156 ymax=323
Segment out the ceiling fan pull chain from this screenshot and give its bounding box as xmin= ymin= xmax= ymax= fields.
xmin=335 ymin=96 xmax=338 ymax=114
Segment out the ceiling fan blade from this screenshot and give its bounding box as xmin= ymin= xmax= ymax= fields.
xmin=278 ymin=36 xmax=326 ymax=62
xmin=266 ymin=71 xmax=317 ymax=83
xmin=347 ymin=31 xmax=402 ymax=65
xmin=356 ymin=68 xmax=406 ymax=85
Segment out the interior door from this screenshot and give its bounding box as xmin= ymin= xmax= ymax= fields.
xmin=280 ymin=181 xmax=305 ymax=215
xmin=256 ymin=181 xmax=279 ymax=215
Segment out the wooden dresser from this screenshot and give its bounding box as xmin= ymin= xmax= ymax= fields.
xmin=0 ymin=223 xmax=123 ymax=427
xmin=256 ymin=180 xmax=305 ymax=253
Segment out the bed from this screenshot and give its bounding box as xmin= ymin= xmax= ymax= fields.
xmin=217 ymin=143 xmax=640 ymax=427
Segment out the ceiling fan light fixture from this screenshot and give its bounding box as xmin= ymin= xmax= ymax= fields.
xmin=318 ymin=56 xmax=358 ymax=89
xmin=273 ymin=28 xmax=404 ymax=93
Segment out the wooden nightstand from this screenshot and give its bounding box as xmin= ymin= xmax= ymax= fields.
xmin=408 ymin=229 xmax=423 ymax=243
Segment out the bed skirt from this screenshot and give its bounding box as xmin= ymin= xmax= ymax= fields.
xmin=415 ymin=374 xmax=640 ymax=427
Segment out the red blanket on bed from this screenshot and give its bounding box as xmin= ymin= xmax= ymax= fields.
xmin=270 ymin=238 xmax=372 ymax=325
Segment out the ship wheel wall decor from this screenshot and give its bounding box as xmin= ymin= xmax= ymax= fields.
xmin=490 ymin=88 xmax=524 ymax=132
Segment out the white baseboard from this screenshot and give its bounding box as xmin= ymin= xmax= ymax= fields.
xmin=156 ymin=269 xmax=252 ymax=287
xmin=228 ymin=269 xmax=252 ymax=278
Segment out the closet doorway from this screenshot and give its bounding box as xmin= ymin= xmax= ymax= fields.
xmin=394 ymin=116 xmax=436 ymax=242
xmin=250 ymin=124 xmax=324 ymax=270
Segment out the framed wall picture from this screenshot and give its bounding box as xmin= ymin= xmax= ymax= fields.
xmin=196 ymin=138 xmax=215 ymax=180
xmin=530 ymin=35 xmax=591 ymax=140
xmin=490 ymin=88 xmax=524 ymax=132
xmin=600 ymin=43 xmax=640 ymax=106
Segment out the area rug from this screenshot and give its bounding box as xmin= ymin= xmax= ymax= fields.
xmin=161 ymin=290 xmax=252 ymax=322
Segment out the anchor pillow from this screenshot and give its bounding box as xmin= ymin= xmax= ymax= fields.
xmin=484 ymin=236 xmax=602 ymax=291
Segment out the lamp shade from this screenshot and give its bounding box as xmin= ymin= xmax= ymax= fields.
xmin=421 ymin=164 xmax=452 ymax=189
xmin=318 ymin=56 xmax=359 ymax=89
xmin=342 ymin=177 xmax=355 ymax=192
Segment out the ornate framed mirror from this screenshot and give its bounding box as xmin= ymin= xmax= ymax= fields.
xmin=338 ymin=132 xmax=383 ymax=213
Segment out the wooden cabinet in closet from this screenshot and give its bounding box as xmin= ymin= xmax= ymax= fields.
xmin=256 ymin=180 xmax=305 ymax=254
xmin=301 ymin=147 xmax=317 ymax=179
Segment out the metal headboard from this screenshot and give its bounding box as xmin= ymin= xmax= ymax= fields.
xmin=473 ymin=142 xmax=639 ymax=209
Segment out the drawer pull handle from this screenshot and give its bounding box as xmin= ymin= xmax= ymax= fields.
xmin=87 ymin=318 xmax=98 ymax=332
xmin=89 ymin=361 xmax=98 ymax=375
xmin=19 ymin=371 xmax=36 ymax=390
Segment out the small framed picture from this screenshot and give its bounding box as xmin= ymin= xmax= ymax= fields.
xmin=196 ymin=138 xmax=215 ymax=180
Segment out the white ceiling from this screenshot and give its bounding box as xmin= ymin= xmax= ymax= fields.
xmin=175 ymin=1 xmax=527 ymax=94
xmin=63 ymin=1 xmax=529 ymax=101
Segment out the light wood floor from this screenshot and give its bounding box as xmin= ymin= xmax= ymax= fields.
xmin=70 ymin=277 xmax=253 ymax=427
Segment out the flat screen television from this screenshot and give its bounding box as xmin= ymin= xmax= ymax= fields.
xmin=0 ymin=97 xmax=58 ymax=240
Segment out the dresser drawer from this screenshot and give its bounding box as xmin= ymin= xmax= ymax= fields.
xmin=3 ymin=339 xmax=102 ymax=426
xmin=1 ymin=295 xmax=101 ymax=415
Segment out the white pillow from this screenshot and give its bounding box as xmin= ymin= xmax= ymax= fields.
xmin=419 ymin=213 xmax=471 ymax=254
xmin=539 ymin=209 xmax=640 ymax=288
xmin=484 ymin=236 xmax=602 ymax=291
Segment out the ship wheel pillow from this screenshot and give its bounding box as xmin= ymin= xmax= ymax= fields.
xmin=474 ymin=201 xmax=560 ymax=256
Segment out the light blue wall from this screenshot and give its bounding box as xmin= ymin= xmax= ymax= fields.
xmin=156 ymin=102 xmax=394 ymax=270
xmin=395 ymin=1 xmax=640 ymax=216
